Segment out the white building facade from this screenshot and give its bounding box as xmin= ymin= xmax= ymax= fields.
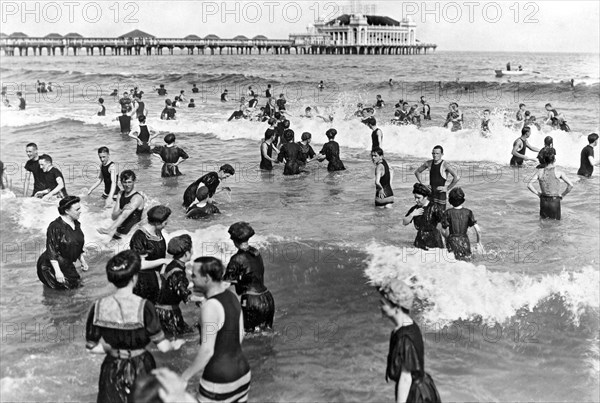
xmin=290 ymin=14 xmax=417 ymax=47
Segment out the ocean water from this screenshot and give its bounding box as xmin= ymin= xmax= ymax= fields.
xmin=0 ymin=51 xmax=599 ymax=402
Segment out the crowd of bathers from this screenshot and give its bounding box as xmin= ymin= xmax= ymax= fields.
xmin=2 ymin=79 xmax=599 ymax=403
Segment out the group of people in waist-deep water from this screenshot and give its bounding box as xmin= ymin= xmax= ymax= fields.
xmin=512 ymin=128 xmax=599 ymax=220
xmin=259 ymin=114 xmax=345 ymax=176
xmin=38 ymin=199 xmax=273 ymax=402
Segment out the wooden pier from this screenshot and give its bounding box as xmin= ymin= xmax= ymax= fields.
xmin=0 ymin=31 xmax=436 ymax=57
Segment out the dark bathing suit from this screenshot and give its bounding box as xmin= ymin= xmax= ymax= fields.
xmin=137 ymin=125 xmax=152 ymax=154
xmin=97 ymin=105 xmax=106 ymax=116
xmin=277 ymin=142 xmax=302 ymax=175
xmin=405 ymin=203 xmax=444 ymax=250
xmin=25 ymin=158 xmax=47 ymax=196
xmin=429 ymin=161 xmax=446 ymax=208
xmin=130 ymin=227 xmax=166 ymax=303
xmin=224 ymin=246 xmax=275 ymax=332
xmin=37 ymin=217 xmax=85 ymax=289
xmin=260 ymin=141 xmax=275 ymax=171
xmin=320 ymin=141 xmax=345 ymax=172
xmin=155 ymin=259 xmax=192 ymax=337
xmin=510 ymin=138 xmax=527 ymax=166
xmin=441 ymin=208 xmax=477 ymax=260
xmin=371 ymin=128 xmax=381 ymax=150
xmin=376 ymin=159 xmax=394 ymax=205
xmin=43 ymin=167 xmax=68 ymax=198
xmin=101 ymin=162 xmax=120 ymax=199
xmin=198 ymin=290 xmax=251 ymax=401
xmin=86 ymin=295 xmax=165 ymax=403
xmin=118 ymin=115 xmax=131 ymax=133
xmin=577 ymin=145 xmax=594 ymax=177
xmin=152 ymin=146 xmax=189 ymax=177
xmin=114 ymin=191 xmax=143 ymax=239
xmin=183 ymin=173 xmax=220 ymax=208
xmin=386 ymin=323 xmax=441 ymax=403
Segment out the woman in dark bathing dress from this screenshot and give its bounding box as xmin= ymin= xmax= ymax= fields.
xmin=379 ymin=279 xmax=441 ymax=403
xmin=155 ymin=234 xmax=193 ymax=337
xmin=297 ymin=131 xmax=316 ymax=169
xmin=317 ymin=128 xmax=346 ymax=171
xmin=37 ymin=196 xmax=88 ymax=289
xmin=130 ymin=206 xmax=171 ymax=303
xmin=277 ymin=129 xmax=303 ymax=175
xmin=441 ymin=187 xmax=482 ymax=261
xmin=402 ymin=183 xmax=444 ymax=250
xmin=86 ymin=250 xmax=184 ymax=403
xmin=224 ymin=222 xmax=275 ymax=332
xmin=152 ymin=133 xmax=189 ymax=177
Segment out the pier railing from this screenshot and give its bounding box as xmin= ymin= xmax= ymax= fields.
xmin=0 ymin=36 xmax=436 ymax=56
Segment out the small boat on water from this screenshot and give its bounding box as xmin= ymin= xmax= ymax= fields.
xmin=495 ymin=69 xmax=527 ymax=77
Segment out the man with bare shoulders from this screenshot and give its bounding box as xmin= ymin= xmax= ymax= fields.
xmin=97 ymin=170 xmax=144 ymax=240
xmin=23 ymin=143 xmax=47 ymax=196
xmin=510 ymin=126 xmax=540 ymax=166
xmin=415 ymin=145 xmax=460 ymax=214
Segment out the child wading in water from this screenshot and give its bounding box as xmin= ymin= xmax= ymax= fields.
xmin=379 ymin=279 xmax=442 ymax=403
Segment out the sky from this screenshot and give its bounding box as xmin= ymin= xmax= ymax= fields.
xmin=1 ymin=0 xmax=599 ymax=52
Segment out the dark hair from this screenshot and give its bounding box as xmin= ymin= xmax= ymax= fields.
xmin=138 ymin=115 xmax=146 ymax=123
xmin=448 ymin=187 xmax=465 ymax=207
xmin=190 ymin=98 xmax=194 ymax=102
xmin=26 ymin=143 xmax=37 ymax=149
xmin=540 ymin=147 xmax=556 ymax=165
xmin=544 ymin=136 xmax=553 ymax=147
xmin=483 ymin=109 xmax=490 ymax=113
xmin=98 ymin=146 xmax=109 ymax=154
xmin=58 ymin=196 xmax=80 ymax=215
xmin=165 ymin=99 xmax=172 ymax=106
xmin=588 ymin=133 xmax=599 ymax=144
xmin=98 ymin=97 xmax=104 ymax=104
xmin=433 ymin=145 xmax=444 ymax=154
xmin=164 ymin=133 xmax=176 ymax=144
xmin=268 ymin=118 xmax=277 ymax=126
xmin=16 ymin=91 xmax=22 ymax=96
xmin=284 ymin=129 xmax=294 ymax=142
xmin=120 ymin=169 xmax=136 ymax=182
xmin=147 ymin=205 xmax=171 ymax=225
xmin=367 ymin=117 xmax=376 ymax=126
xmin=521 ymin=126 xmax=531 ymax=136
xmin=326 ymin=128 xmax=337 ymax=139
xmin=274 ymin=112 xmax=282 ymax=120
xmin=524 ymin=111 xmax=531 ymax=116
xmin=519 ymin=103 xmax=525 ymax=108
xmin=228 ymin=222 xmax=255 ymax=244
xmin=106 ymin=250 xmax=141 ymax=288
xmin=39 ymin=154 xmax=53 ymax=164
xmin=264 ymin=130 xmax=274 ymax=140
xmin=193 ymin=256 xmax=225 ymax=282
xmin=220 ymin=164 xmax=235 ymax=175
xmin=412 ymin=183 xmax=431 ymax=197
xmin=301 ymin=132 xmax=312 ymax=141
xmin=545 ymin=103 xmax=552 ymax=108
xmin=283 ymin=120 xmax=290 ymax=128
xmin=167 ymin=234 xmax=192 ymax=259
xmin=371 ymin=147 xmax=384 ymax=156
xmin=121 ymin=109 xmax=128 ymax=114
